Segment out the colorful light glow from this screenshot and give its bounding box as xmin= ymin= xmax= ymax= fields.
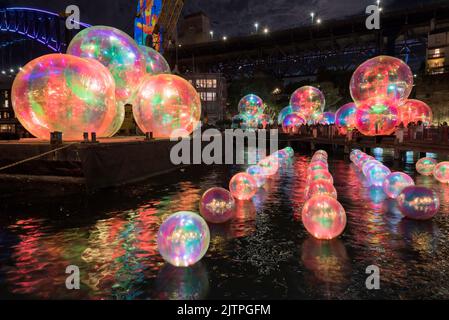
xmin=140 ymin=45 xmax=171 ymax=75
xmin=199 ymin=187 xmax=236 ymax=224
xmin=229 ymin=172 xmax=258 ymax=201
xmin=258 ymin=156 xmax=280 ymax=177
xmin=305 ymin=179 xmax=338 ymax=200
xmin=416 ymin=157 xmax=437 ymax=176
xmin=317 ymin=112 xmax=336 ymax=125
xmin=382 ymin=172 xmax=415 ymax=199
xmin=246 ymin=165 xmax=267 ymax=188
xmin=277 ymin=105 xmax=294 ymax=125
xmin=398 ymin=99 xmax=433 ymax=126
xmin=307 ymin=169 xmax=334 ymax=184
xmin=290 ymin=86 xmax=325 ymax=120
xmin=367 ymin=164 xmax=391 ymax=187
xmin=238 ymin=94 xmax=264 ymax=118
xmin=282 ymin=113 xmax=306 ymax=133
xmin=335 ymin=102 xmax=357 ymax=134
xmin=433 ymin=162 xmax=449 ymax=184
xmin=355 ymin=99 xmax=400 ymax=136
xmin=157 ymin=211 xmax=210 ymax=267
xmin=397 ymin=186 xmax=440 ymax=220
xmin=11 ymin=54 xmax=117 ymax=140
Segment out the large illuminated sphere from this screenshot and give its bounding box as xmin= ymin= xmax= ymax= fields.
xmin=229 ymin=172 xmax=257 ymax=201
xmin=277 ymin=105 xmax=294 ymax=125
xmin=67 ymin=26 xmax=146 ymax=104
xmin=397 ymin=187 xmax=440 ymax=220
xmin=350 ymin=55 xmax=414 ymax=104
xmin=133 ymin=74 xmax=201 ymax=138
xmin=282 ymin=113 xmax=306 ymax=133
xmin=355 ymin=99 xmax=400 ymax=136
xmin=382 ymin=172 xmax=415 ymax=199
xmin=367 ymin=164 xmax=391 ymax=186
xmin=350 ymin=149 xmax=362 ymax=162
xmin=302 ymin=195 xmax=347 ymax=240
xmin=200 ymin=187 xmax=236 ymax=224
xmin=335 ymin=102 xmax=357 ymax=134
xmin=11 ymin=54 xmax=117 ymax=140
xmin=307 ymin=169 xmax=334 ymax=184
xmin=246 ymin=165 xmax=267 ymax=188
xmin=258 ymin=156 xmax=280 ymax=176
xmin=140 ymin=45 xmax=171 ymax=75
xmin=290 ymin=86 xmax=325 ymax=119
xmin=416 ymin=157 xmax=437 ymax=176
xmin=398 ymin=99 xmax=433 ymax=126
xmin=238 ymin=94 xmax=263 ymax=117
xmin=433 ymin=162 xmax=449 ymax=183
xmin=157 ymin=211 xmax=210 ymax=267
xmin=317 ymin=112 xmax=336 ymax=125
xmin=305 ymin=180 xmax=337 ymax=200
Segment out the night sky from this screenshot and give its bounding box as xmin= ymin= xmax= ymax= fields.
xmin=2 ymin=0 xmax=446 ymax=37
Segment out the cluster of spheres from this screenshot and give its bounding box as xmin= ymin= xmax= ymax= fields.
xmin=302 ymin=150 xmax=347 ymax=240
xmin=232 ymin=94 xmax=272 ymax=130
xmin=416 ymin=156 xmax=449 ymax=184
xmin=12 ymin=25 xmax=195 ymax=140
xmin=351 ymin=149 xmax=439 ymax=220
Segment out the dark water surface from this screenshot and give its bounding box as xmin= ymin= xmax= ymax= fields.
xmin=1 ymin=149 xmax=449 ymax=300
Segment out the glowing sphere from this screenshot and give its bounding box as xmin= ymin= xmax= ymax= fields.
xmin=350 ymin=149 xmax=362 ymax=162
xmin=307 ymin=169 xmax=334 ymax=184
xmin=398 ymin=99 xmax=433 ymax=126
xmin=229 ymin=172 xmax=257 ymax=201
xmin=157 ymin=211 xmax=210 ymax=267
xmin=290 ymin=86 xmax=325 ymax=119
xmin=200 ymin=187 xmax=236 ymax=223
xmin=273 ymin=150 xmax=288 ymax=163
xmin=397 ymin=187 xmax=440 ymax=220
xmin=11 ymin=54 xmax=117 ymax=140
xmin=362 ymin=160 xmax=382 ymax=177
xmin=335 ymin=102 xmax=357 ymax=134
xmin=317 ymin=112 xmax=336 ymax=125
xmin=258 ymin=156 xmax=280 ymax=176
xmin=433 ymin=162 xmax=449 ymax=184
xmin=307 ymin=160 xmax=328 ymax=174
xmin=357 ymin=155 xmax=375 ymax=170
xmin=302 ymin=195 xmax=347 ymax=240
xmin=367 ymin=164 xmax=391 ymax=186
xmin=284 ymin=147 xmax=294 ymax=158
xmin=350 ymin=55 xmax=413 ymax=104
xmin=355 ymin=99 xmax=400 ymax=136
xmin=282 ymin=113 xmax=305 ymax=133
xmin=382 ymin=172 xmax=415 ymax=199
xmin=133 ymin=74 xmax=201 ymax=138
xmin=140 ymin=45 xmax=171 ymax=75
xmin=246 ymin=165 xmax=267 ymax=188
xmin=277 ymin=106 xmax=294 ymax=125
xmin=416 ymin=157 xmax=437 ymax=176
xmin=305 ymin=180 xmax=337 ymax=200
xmin=238 ymin=94 xmax=264 ymax=117
xmin=67 ymin=26 xmax=146 ymax=104
xmin=314 ymin=150 xmax=328 ymax=159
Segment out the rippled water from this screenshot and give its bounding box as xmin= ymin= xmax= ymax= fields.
xmin=1 ymin=148 xmax=449 ymax=300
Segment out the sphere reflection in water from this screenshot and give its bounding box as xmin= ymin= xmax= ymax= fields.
xmin=397 ymin=186 xmax=440 ymax=220
xmin=200 ymin=187 xmax=235 ymax=224
xmin=157 ymin=211 xmax=210 ymax=267
xmin=305 ymin=180 xmax=337 ymax=200
xmin=229 ymin=172 xmax=257 ymax=201
xmin=302 ymin=195 xmax=347 ymax=240
xmin=382 ymin=172 xmax=415 ymax=199
xmin=433 ymin=162 xmax=449 ymax=183
xmin=416 ymin=157 xmax=437 ymax=176
xmin=246 ymin=165 xmax=267 ymax=188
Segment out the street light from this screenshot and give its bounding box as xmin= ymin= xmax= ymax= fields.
xmin=263 ymin=28 xmax=269 ymax=34
xmin=316 ymin=18 xmax=322 ymax=24
xmin=310 ymin=12 xmax=315 ymax=24
xmin=223 ymin=36 xmax=227 ymax=41
xmin=209 ymin=30 xmax=214 ymax=39
xmin=254 ymin=22 xmax=259 ymax=34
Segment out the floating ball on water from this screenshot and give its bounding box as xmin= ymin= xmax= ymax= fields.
xmin=200 ymin=187 xmax=235 ymax=224
xmin=398 ymin=99 xmax=432 ymax=126
xmin=133 ymin=74 xmax=201 ymax=138
xmin=307 ymin=169 xmax=334 ymax=184
xmin=350 ymin=55 xmax=413 ymax=105
xmin=284 ymin=147 xmax=294 ymax=158
xmin=307 ymin=160 xmax=328 ymax=174
xmin=238 ymin=94 xmax=264 ymax=118
xmin=11 ymin=54 xmax=117 ymax=140
xmin=433 ymin=161 xmax=449 ymax=184
xmin=302 ymin=195 xmax=347 ymax=240
xmin=397 ymin=186 xmax=440 ymax=220
xmin=355 ymin=99 xmax=400 ymax=136
xmin=367 ymin=164 xmax=391 ymax=187
xmin=258 ymin=156 xmax=279 ymax=176
xmin=140 ymin=45 xmax=171 ymax=75
xmin=362 ymin=159 xmax=382 ymax=177
xmin=290 ymin=86 xmax=325 ymax=119
xmin=382 ymin=172 xmax=415 ymax=199
xmin=157 ymin=211 xmax=210 ymax=267
xmin=335 ymin=102 xmax=357 ymax=134
xmin=229 ymin=172 xmax=258 ymax=201
xmin=305 ymin=180 xmax=338 ymax=200
xmin=416 ymin=157 xmax=437 ymax=176
xmin=246 ymin=165 xmax=267 ymax=188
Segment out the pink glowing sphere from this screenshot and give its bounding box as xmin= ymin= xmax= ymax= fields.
xmin=157 ymin=211 xmax=210 ymax=267
xmin=246 ymin=165 xmax=267 ymax=187
xmin=416 ymin=157 xmax=437 ymax=176
xmin=362 ymin=160 xmax=382 ymax=177
xmin=433 ymin=162 xmax=449 ymax=184
xmin=238 ymin=94 xmax=264 ymax=118
xmin=398 ymin=99 xmax=433 ymax=126
xmin=11 ymin=54 xmax=117 ymax=140
xmin=382 ymin=172 xmax=415 ymax=199
xmin=67 ymin=26 xmax=146 ymax=105
xmin=302 ymin=195 xmax=347 ymax=240
xmin=140 ymin=45 xmax=171 ymax=75
xmin=305 ymin=180 xmax=338 ymax=200
xmin=397 ymin=186 xmax=440 ymax=220
xmin=314 ymin=150 xmax=328 ymax=159
xmin=200 ymin=187 xmax=236 ymax=223
xmin=350 ymin=55 xmax=414 ymax=105
xmin=229 ymin=172 xmax=258 ymax=201
xmin=290 ymin=86 xmax=325 ymax=119
xmin=133 ymin=74 xmax=201 ymax=138
xmin=355 ymin=99 xmax=400 ymax=136
xmin=335 ymin=102 xmax=357 ymax=135
xmin=367 ymin=164 xmax=391 ymax=186
xmin=282 ymin=113 xmax=306 ymax=133
xmin=258 ymin=156 xmax=280 ymax=177
xmin=307 ymin=169 xmax=334 ymax=184
xmin=307 ymin=160 xmax=328 ymax=174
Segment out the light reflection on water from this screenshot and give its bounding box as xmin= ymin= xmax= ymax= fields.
xmin=1 ymin=149 xmax=449 ymax=299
